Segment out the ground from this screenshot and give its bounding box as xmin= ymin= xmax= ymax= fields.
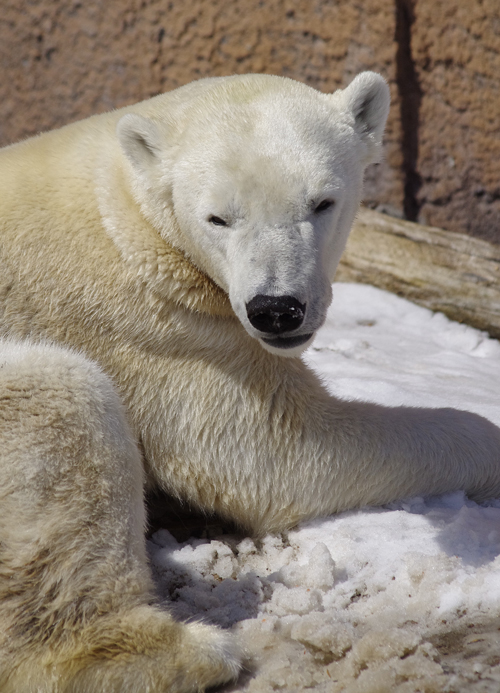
xmin=147 ymin=283 xmax=500 ymax=692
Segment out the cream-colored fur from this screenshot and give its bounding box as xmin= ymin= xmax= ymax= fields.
xmin=1 ymin=72 xmax=499 ymax=690
xmin=0 ymin=341 xmax=239 ymax=691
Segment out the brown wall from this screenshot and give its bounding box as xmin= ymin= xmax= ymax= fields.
xmin=1 ymin=0 xmax=499 ymax=241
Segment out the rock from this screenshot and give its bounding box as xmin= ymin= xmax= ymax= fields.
xmin=337 ymin=209 xmax=500 ymax=338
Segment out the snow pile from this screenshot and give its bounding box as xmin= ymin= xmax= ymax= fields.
xmin=148 ymin=284 xmax=500 ymax=692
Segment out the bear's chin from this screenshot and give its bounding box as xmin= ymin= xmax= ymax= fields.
xmin=259 ymin=332 xmax=315 ymax=357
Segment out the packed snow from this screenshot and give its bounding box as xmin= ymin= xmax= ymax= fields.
xmin=148 ymin=283 xmax=500 ymax=692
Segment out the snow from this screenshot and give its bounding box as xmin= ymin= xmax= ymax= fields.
xmin=148 ymin=283 xmax=500 ymax=692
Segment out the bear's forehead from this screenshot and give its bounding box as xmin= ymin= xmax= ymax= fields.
xmin=170 ymin=76 xmax=359 ymax=199
xmin=178 ymin=95 xmax=355 ymax=166
xmin=177 ymin=113 xmax=356 ymax=186
xmin=171 ymin=75 xmax=348 ymax=144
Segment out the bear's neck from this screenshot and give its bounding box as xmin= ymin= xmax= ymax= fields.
xmin=96 ymin=163 xmax=234 ymax=319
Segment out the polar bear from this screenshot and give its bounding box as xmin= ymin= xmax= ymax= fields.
xmin=0 ymin=72 xmax=499 ymax=691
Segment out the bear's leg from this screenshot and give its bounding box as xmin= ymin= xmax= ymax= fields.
xmin=0 ymin=341 xmax=240 ymax=693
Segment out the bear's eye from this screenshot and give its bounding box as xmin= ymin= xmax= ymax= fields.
xmin=314 ymin=200 xmax=334 ymax=214
xmin=208 ymin=215 xmax=228 ymax=227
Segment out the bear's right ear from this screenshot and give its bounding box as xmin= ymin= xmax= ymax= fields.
xmin=117 ymin=114 xmax=163 ymax=172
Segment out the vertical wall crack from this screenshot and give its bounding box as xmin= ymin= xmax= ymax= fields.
xmin=395 ymin=0 xmax=423 ymax=222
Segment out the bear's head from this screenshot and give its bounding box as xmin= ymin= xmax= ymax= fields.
xmin=117 ymin=72 xmax=390 ymax=356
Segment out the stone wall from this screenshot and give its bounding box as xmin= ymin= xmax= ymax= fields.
xmin=1 ymin=0 xmax=499 ymax=241
xmin=410 ymin=0 xmax=500 ymax=241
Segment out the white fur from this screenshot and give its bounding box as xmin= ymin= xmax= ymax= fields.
xmin=117 ymin=72 xmax=390 ymax=355
xmin=0 ymin=340 xmax=240 ymax=691
xmin=0 ymin=72 xmax=499 ymax=690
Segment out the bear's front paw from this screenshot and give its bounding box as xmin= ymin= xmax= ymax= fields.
xmin=176 ymin=622 xmax=242 ymax=691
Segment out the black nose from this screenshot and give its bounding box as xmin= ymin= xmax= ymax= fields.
xmin=246 ymin=295 xmax=306 ymax=334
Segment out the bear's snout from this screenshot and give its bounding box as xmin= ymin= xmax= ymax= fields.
xmin=246 ymin=295 xmax=306 ymax=334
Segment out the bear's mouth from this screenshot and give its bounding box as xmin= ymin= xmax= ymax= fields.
xmin=261 ymin=333 xmax=313 ymax=349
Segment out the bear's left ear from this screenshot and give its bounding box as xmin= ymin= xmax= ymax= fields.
xmin=117 ymin=114 xmax=163 ymax=173
xmin=336 ymin=72 xmax=390 ymax=164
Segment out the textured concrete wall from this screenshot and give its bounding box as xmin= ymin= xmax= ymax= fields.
xmin=1 ymin=0 xmax=498 ymax=241
xmin=411 ymin=0 xmax=500 ymax=241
